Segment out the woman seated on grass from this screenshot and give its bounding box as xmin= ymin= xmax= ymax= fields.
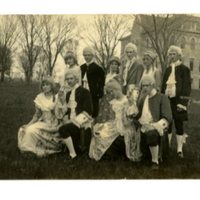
xmin=89 ymin=79 xmax=141 ymax=161
xmin=18 ymin=77 xmax=62 ymax=157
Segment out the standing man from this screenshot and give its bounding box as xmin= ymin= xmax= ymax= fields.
xmin=121 ymin=42 xmax=144 ymax=94
xmin=161 ymin=45 xmax=191 ymax=158
xmin=80 ymin=47 xmax=105 ymax=118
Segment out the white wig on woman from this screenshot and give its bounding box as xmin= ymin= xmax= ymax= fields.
xmin=105 ymin=79 xmax=122 ymax=93
xmin=143 ymin=50 xmax=157 ymax=61
xmin=124 ymin=43 xmax=138 ymax=54
xmin=40 ymin=76 xmax=57 ymax=93
xmin=167 ymin=45 xmax=183 ymax=57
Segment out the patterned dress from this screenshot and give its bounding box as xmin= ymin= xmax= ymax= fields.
xmin=95 ymin=74 xmax=121 ymax=123
xmin=18 ymin=93 xmax=62 ymax=157
xmin=89 ymin=95 xmax=141 ymax=161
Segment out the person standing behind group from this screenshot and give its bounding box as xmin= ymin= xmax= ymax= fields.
xmin=64 ymin=51 xmax=82 ymax=85
xmin=161 ymin=45 xmax=191 ymax=158
xmin=53 ymin=51 xmax=81 ymax=89
xmin=80 ymin=47 xmax=105 ymax=118
xmin=141 ymin=50 xmax=162 ymax=91
xmin=60 ymin=51 xmax=81 ymax=92
xmin=105 ymin=56 xmax=122 ymax=84
xmin=120 ymin=42 xmax=144 ymax=94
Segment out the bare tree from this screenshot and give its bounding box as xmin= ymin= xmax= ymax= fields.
xmin=0 ymin=15 xmax=19 ymax=82
xmin=38 ymin=15 xmax=76 ymax=76
xmin=135 ymin=14 xmax=189 ymax=72
xmin=84 ymin=15 xmax=131 ymax=71
xmin=18 ymin=15 xmax=41 ymax=83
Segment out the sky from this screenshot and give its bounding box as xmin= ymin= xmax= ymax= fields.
xmin=10 ymin=14 xmax=133 ymax=79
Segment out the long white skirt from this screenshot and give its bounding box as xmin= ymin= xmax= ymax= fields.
xmin=18 ymin=122 xmax=62 ymax=157
xmin=89 ymin=122 xmax=141 ymax=161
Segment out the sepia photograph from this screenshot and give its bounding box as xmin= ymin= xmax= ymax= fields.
xmin=1 ymin=0 xmax=200 ymax=199
xmin=0 ymin=13 xmax=199 ymax=180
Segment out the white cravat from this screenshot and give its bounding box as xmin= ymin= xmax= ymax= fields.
xmin=165 ymin=60 xmax=181 ymax=98
xmin=139 ymin=95 xmax=153 ymax=125
xmin=68 ymin=84 xmax=79 ymax=119
xmin=82 ymin=62 xmax=93 ymax=91
xmin=83 ymin=73 xmax=89 ymax=91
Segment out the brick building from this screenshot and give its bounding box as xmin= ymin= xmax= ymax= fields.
xmin=120 ymin=14 xmax=200 ymax=89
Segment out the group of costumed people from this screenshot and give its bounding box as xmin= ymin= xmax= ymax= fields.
xmin=18 ymin=43 xmax=191 ymax=170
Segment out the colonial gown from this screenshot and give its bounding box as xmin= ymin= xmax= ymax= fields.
xmin=18 ymin=93 xmax=62 ymax=157
xmin=89 ymin=95 xmax=141 ymax=161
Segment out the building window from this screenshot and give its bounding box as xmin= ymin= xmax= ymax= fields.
xmin=191 ymin=22 xmax=196 ymax=31
xmin=190 ymin=58 xmax=194 ymax=71
xmin=197 ymin=22 xmax=200 ymax=31
xmin=190 ymin=38 xmax=195 ymax=50
xmin=180 ymin=37 xmax=186 ymax=49
xmin=199 ymin=79 xmax=200 ymax=89
xmin=181 ymin=24 xmax=185 ymax=30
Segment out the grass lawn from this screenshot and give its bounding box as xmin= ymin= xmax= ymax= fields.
xmin=0 ymin=81 xmax=200 ymax=179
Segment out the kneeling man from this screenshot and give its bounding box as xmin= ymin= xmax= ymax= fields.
xmin=58 ymin=69 xmax=93 ymax=159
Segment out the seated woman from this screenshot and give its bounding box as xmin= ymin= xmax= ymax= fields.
xmin=18 ymin=77 xmax=62 ymax=157
xmin=89 ymin=79 xmax=141 ymax=161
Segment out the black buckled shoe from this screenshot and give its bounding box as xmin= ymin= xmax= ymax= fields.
xmin=177 ymin=151 xmax=184 ymax=158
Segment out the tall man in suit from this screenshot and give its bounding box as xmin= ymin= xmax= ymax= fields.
xmin=161 ymin=45 xmax=191 ymax=158
xmin=80 ymin=47 xmax=105 ymax=118
xmin=121 ymin=43 xmax=144 ymax=94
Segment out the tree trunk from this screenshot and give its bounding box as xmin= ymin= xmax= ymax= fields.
xmin=25 ymin=71 xmax=32 ymax=84
xmin=1 ymin=70 xmax=5 ymax=82
xmin=49 ymin=64 xmax=53 ymax=76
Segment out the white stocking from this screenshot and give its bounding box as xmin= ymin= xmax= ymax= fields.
xmin=149 ymin=145 xmax=159 ymax=164
xmin=176 ymin=135 xmax=183 ymax=153
xmin=168 ymin=133 xmax=172 ymax=146
xmin=63 ymin=137 xmax=77 ymax=158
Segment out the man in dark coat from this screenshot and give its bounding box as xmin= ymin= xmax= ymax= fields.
xmin=137 ymin=75 xmax=172 ymax=169
xmin=58 ymin=69 xmax=93 ymax=158
xmin=80 ymin=47 xmax=105 ymax=118
xmin=161 ymin=45 xmax=191 ymax=158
